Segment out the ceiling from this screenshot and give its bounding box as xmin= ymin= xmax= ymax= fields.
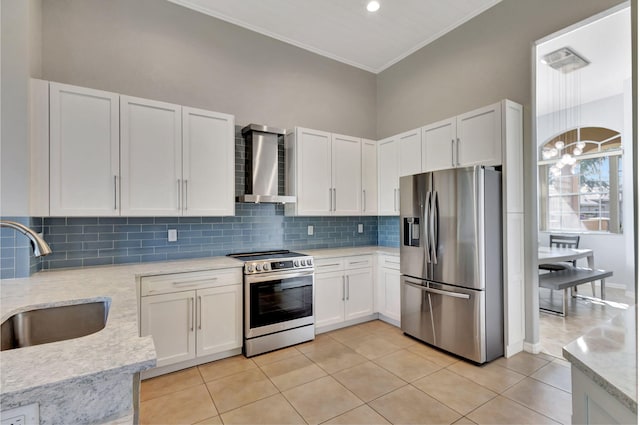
xmin=536 ymin=6 xmax=631 ymax=116
xmin=168 ymin=0 xmax=502 ymax=73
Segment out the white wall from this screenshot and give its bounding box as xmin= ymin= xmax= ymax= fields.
xmin=536 ymin=92 xmax=635 ymax=293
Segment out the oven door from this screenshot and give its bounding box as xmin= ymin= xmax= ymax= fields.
xmin=245 ymin=269 xmax=314 ymax=339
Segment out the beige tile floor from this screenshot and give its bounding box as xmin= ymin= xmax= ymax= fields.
xmin=141 ymin=320 xmax=574 ymax=425
xmin=539 ymin=284 xmax=634 ymax=358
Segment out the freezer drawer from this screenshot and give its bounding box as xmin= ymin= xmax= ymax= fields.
xmin=401 ymin=276 xmax=490 ymax=363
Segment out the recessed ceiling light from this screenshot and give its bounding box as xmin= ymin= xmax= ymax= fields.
xmin=367 ymin=1 xmax=380 ymax=12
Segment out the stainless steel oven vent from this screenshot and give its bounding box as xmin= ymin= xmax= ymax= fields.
xmin=237 ymin=124 xmax=296 ymax=203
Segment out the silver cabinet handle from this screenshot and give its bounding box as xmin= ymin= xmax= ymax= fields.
xmin=177 ymin=179 xmax=181 ymax=210
xmin=197 ymin=295 xmax=202 ymax=330
xmin=404 ymin=279 xmax=470 ymax=299
xmin=363 ymin=190 xmax=366 ymax=212
xmin=333 ymin=188 xmax=337 ymax=212
xmin=451 ymin=139 xmax=455 ymax=167
xmin=329 ymin=188 xmax=333 ymax=212
xmin=189 ymin=297 xmax=194 ymax=331
xmin=173 ymin=277 xmax=217 ymax=287
xmin=393 ymin=188 xmax=397 ymax=212
xmin=456 ymin=138 xmax=461 ymax=166
xmin=318 ymin=263 xmax=341 ymax=268
xmin=113 ymin=175 xmax=118 ymax=210
xmin=346 ymin=275 xmax=350 ymax=300
xmin=184 ymin=179 xmax=188 ymax=210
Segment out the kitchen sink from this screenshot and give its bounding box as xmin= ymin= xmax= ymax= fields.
xmin=1 ymin=300 xmax=110 ymax=351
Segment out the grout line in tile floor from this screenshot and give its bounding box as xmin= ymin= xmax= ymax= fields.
xmin=140 ymin=320 xmax=576 ymax=424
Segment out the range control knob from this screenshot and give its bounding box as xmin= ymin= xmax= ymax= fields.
xmin=255 ymin=264 xmax=262 ymax=271
xmin=293 ymin=260 xmax=299 ymax=267
xmin=307 ymin=259 xmax=313 ymax=266
xmin=263 ymin=263 xmax=270 ymax=271
xmin=246 ymin=264 xmax=254 ymax=273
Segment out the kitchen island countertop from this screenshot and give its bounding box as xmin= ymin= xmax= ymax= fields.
xmin=0 ymin=255 xmax=242 ymax=423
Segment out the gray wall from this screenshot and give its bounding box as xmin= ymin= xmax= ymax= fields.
xmin=40 ymin=0 xmax=377 ymax=139
xmin=376 ymin=0 xmax=625 ymax=138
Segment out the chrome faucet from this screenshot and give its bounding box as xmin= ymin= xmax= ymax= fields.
xmin=0 ymin=220 xmax=52 ymax=257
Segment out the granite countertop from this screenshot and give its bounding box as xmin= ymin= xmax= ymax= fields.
xmin=301 ymin=245 xmax=399 ymax=259
xmin=0 ymin=256 xmax=243 ymax=401
xmin=563 ymin=305 xmax=637 ymax=413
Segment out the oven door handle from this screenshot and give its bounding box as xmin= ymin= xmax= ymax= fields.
xmin=245 ymin=269 xmax=315 ymax=284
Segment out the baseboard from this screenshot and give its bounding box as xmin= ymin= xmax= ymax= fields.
xmin=315 ymin=314 xmax=379 ymax=334
xmin=523 ymin=341 xmax=542 ymax=354
xmin=504 ymin=340 xmax=524 ymax=358
xmin=141 ymin=348 xmax=242 ymax=379
xmin=377 ymin=314 xmax=400 ymax=328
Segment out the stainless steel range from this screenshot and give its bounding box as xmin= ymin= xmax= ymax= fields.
xmin=228 ymin=250 xmax=315 ymax=357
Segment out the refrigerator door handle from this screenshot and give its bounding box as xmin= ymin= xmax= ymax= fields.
xmin=403 ymin=279 xmax=470 ymax=299
xmin=425 ymin=192 xmax=432 ymax=263
xmin=432 ymin=191 xmax=439 ymax=264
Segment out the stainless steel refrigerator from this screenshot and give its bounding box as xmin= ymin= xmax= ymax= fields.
xmin=400 ymin=166 xmax=503 ymax=364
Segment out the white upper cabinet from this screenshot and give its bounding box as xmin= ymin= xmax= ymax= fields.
xmin=49 ymin=82 xmax=120 ymax=216
xmin=455 ymin=102 xmax=502 ymax=167
xmin=37 ymin=80 xmax=236 ymax=217
xmin=422 ymin=103 xmax=501 ymax=172
xmin=361 ymin=139 xmax=378 ymax=215
xmin=286 ymin=127 xmax=332 ymax=216
xmin=286 ymin=127 xmax=368 ymax=216
xmin=120 ymin=96 xmax=182 ymax=216
xmin=397 ymin=128 xmax=422 ymax=177
xmin=332 ymin=133 xmax=361 ymax=215
xmin=422 ymin=117 xmax=456 ymax=172
xmin=182 ymin=107 xmax=235 ymax=216
xmin=377 ymin=137 xmax=399 ymax=216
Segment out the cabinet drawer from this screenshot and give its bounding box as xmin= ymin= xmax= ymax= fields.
xmin=380 ymin=255 xmax=400 ymax=270
xmin=345 ymin=255 xmax=372 ymax=270
xmin=141 ymin=268 xmax=242 ymax=296
xmin=314 ymin=258 xmax=345 ymax=274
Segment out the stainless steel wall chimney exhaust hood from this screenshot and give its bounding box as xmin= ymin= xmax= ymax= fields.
xmin=237 ymin=124 xmax=296 ymax=204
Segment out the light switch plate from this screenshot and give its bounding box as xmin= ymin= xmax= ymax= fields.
xmin=307 ymin=225 xmax=314 ymax=236
xmin=168 ymin=229 xmax=178 ymax=242
xmin=1 ymin=403 xmax=38 ymax=425
xmin=357 ymin=224 xmax=364 ymax=233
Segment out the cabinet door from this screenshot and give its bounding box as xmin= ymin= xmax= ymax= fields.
xmin=295 ymin=128 xmax=332 ymax=215
xmin=422 ymin=118 xmax=456 ymax=172
xmin=182 ymin=107 xmax=234 ymax=216
xmin=120 ymin=96 xmax=182 ymax=216
xmin=140 ymin=291 xmax=196 ymax=367
xmin=378 ymin=137 xmax=399 ymax=215
xmin=456 ymin=103 xmax=502 ymax=167
xmin=332 ymin=134 xmax=361 ymax=215
xmin=197 ymin=284 xmax=242 ymax=357
xmin=398 ymin=129 xmax=422 ymax=177
xmin=361 ymin=139 xmax=378 ymax=215
xmin=315 ymin=271 xmax=346 ymax=328
xmin=344 ymin=268 xmax=373 ymax=321
xmin=49 ymin=82 xmax=119 ymax=216
xmin=381 ymin=268 xmax=401 ymax=322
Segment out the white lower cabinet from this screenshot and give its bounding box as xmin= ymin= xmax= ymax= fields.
xmin=315 ymin=256 xmax=374 ymax=330
xmin=139 ymin=268 xmax=242 ymax=376
xmin=377 ymin=254 xmax=401 ymax=324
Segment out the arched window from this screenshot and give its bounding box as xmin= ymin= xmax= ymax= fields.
xmin=538 ymin=126 xmax=623 ymax=233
